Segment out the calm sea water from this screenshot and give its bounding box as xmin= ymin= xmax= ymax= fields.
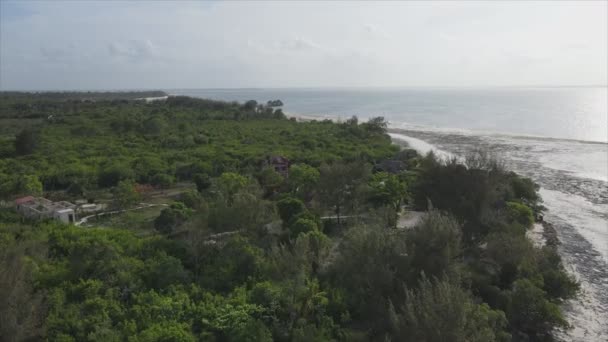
xmin=171 ymin=87 xmax=607 ymax=143
xmin=171 ymin=87 xmax=608 ymax=340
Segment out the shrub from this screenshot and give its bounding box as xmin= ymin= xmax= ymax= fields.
xmin=505 ymin=202 xmax=534 ymax=227
xmin=150 ymin=173 xmax=174 ymax=188
xmin=288 ymin=218 xmax=318 ymax=239
xmin=276 ymin=197 xmax=306 ymax=225
xmin=154 ymin=202 xmax=193 ymax=234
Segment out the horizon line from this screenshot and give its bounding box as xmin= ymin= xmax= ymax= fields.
xmin=1 ymin=84 xmax=607 ymax=92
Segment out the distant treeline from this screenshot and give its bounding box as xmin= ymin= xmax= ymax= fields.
xmin=0 ymin=90 xmax=167 ymax=101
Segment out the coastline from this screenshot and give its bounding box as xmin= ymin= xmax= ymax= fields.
xmin=3 ymin=93 xmax=600 ymax=340
xmin=388 ymin=128 xmax=561 ymax=249
xmin=160 ymin=83 xmax=605 ymax=342
xmin=541 ymin=221 xmax=560 ymax=248
xmin=386 ymin=128 xmax=608 ymax=342
xmin=137 ymin=95 xmax=169 ymax=102
xmin=285 ymin=112 xmax=337 ymax=122
xmin=285 ymin=112 xmax=608 ymax=146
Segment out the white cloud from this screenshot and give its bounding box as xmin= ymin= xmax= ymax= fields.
xmin=107 ymin=40 xmax=157 ymax=62
xmin=278 ymin=37 xmax=322 ymax=52
xmin=362 ymin=24 xmax=388 ymax=40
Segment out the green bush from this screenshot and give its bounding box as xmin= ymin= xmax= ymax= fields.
xmin=154 ymin=202 xmax=193 ymax=234
xmin=288 ymin=218 xmax=318 ymax=239
xmin=276 ymin=197 xmax=306 ymax=225
xmin=505 ymin=201 xmax=534 ymax=227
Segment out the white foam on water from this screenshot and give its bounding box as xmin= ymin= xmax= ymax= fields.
xmin=540 ymin=188 xmax=608 ymax=264
xmin=539 ymin=149 xmax=608 ymax=183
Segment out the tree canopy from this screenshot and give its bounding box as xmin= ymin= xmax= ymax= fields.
xmin=0 ymin=92 xmax=577 ymax=342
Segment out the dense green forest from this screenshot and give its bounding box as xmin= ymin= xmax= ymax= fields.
xmin=0 ymin=92 xmax=577 ymax=341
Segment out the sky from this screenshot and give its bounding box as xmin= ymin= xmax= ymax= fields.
xmin=0 ymin=0 xmax=606 ymax=90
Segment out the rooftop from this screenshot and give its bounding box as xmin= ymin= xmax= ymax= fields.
xmin=15 ymin=197 xmax=75 ymax=214
xmin=14 ymin=196 xmax=35 ymax=205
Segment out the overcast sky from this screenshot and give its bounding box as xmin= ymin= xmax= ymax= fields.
xmin=1 ymin=1 xmax=606 ymax=90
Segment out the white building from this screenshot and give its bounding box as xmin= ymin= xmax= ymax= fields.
xmin=15 ymin=196 xmax=77 ymax=224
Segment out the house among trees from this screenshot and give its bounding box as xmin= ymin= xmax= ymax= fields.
xmin=268 ymin=155 xmax=290 ymax=177
xmin=14 ymin=196 xmax=77 ymax=224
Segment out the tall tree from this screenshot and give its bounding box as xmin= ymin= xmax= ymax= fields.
xmin=407 ymin=211 xmax=462 ymax=281
xmin=317 ymin=162 xmax=370 ymax=225
xmin=288 ymin=164 xmax=319 ymax=198
xmin=112 ymin=180 xmax=141 ymax=209
xmin=368 ymin=172 xmax=407 ymax=227
xmin=16 ymin=175 xmax=43 ymax=196
xmin=390 ymin=276 xmax=510 ymax=342
xmin=216 ymin=172 xmax=248 ymax=204
xmin=0 ymin=237 xmax=47 ymax=342
xmin=362 ymin=116 xmax=388 ymax=134
xmin=14 ymin=128 xmax=39 ymax=156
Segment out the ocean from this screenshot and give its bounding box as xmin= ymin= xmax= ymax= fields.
xmin=170 ymin=87 xmax=608 ymax=340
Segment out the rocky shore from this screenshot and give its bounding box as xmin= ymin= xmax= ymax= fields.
xmin=541 ymin=221 xmax=561 ymax=248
